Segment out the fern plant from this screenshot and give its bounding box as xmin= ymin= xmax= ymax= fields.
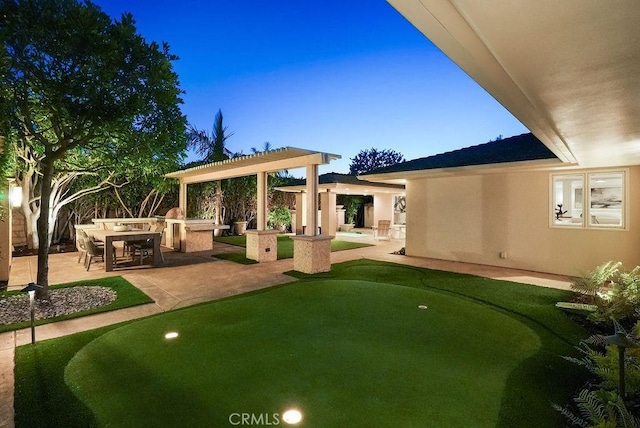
xmin=572 ymin=262 xmax=640 ymax=323
xmin=572 ymin=261 xmax=622 ymax=298
xmin=564 ymin=322 xmax=640 ymax=395
xmin=554 ymin=389 xmax=640 ymax=428
xmin=557 ymin=321 xmax=640 ymax=427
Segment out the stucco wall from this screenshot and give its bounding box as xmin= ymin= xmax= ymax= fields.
xmin=406 ymin=166 xmax=640 ymax=276
xmin=373 ymin=193 xmax=395 ymax=226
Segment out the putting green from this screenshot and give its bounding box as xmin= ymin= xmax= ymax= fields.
xmin=65 ymin=280 xmax=540 ymax=427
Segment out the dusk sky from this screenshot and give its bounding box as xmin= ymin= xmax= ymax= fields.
xmin=94 ymin=0 xmax=528 ymax=175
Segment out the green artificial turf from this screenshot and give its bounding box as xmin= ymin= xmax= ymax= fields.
xmin=14 ymin=260 xmax=587 ymax=427
xmin=0 ymin=277 xmax=153 ymax=333
xmin=215 ymin=234 xmax=372 ymax=260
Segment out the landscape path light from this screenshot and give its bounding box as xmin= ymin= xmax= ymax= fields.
xmin=20 ymin=282 xmax=42 ymax=344
xmin=603 ymin=332 xmax=640 ymax=398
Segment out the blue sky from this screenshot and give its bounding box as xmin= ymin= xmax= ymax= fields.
xmin=94 ymin=0 xmax=527 ymax=175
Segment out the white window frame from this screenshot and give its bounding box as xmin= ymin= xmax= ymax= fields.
xmin=550 ymin=170 xmax=627 ymax=230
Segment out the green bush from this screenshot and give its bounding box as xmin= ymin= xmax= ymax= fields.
xmin=572 ymin=261 xmax=640 ymax=323
xmin=267 ymin=206 xmax=291 ymax=231
xmin=555 ymin=389 xmax=639 ymax=428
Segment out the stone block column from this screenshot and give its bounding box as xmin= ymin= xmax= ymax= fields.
xmin=291 ymin=234 xmax=332 ymax=274
xmin=246 ymin=229 xmax=279 ymax=262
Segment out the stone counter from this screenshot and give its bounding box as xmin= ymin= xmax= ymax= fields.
xmin=164 ymin=219 xmax=230 ymax=252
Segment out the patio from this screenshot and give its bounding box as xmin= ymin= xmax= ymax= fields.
xmin=4 ymin=229 xmax=572 ymax=339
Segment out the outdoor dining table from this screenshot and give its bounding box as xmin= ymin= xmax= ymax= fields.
xmin=87 ymin=229 xmax=162 ymax=272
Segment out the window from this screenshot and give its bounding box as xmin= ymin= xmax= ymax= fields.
xmin=551 ymin=171 xmax=625 ymax=229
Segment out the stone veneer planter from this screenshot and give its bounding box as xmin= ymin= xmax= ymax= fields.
xmin=290 ymin=234 xmax=333 ymax=274
xmin=245 ymin=230 xmax=279 ymax=262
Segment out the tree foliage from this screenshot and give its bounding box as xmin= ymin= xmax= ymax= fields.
xmin=348 ymin=148 xmax=405 ymax=175
xmin=187 ymin=109 xmax=234 ymax=163
xmin=0 ymin=0 xmax=187 ymax=291
xmin=186 ymin=109 xmax=234 ymax=234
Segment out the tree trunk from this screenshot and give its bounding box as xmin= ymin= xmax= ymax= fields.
xmin=24 ymin=209 xmax=39 ymax=249
xmin=35 ymin=160 xmax=54 ymax=299
xmin=18 ymin=170 xmax=40 ymax=249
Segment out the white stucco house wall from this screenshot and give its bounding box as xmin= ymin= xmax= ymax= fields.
xmin=362 ymin=133 xmax=639 ymax=276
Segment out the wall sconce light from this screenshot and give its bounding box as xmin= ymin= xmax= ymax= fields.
xmin=10 ymin=185 xmax=22 ymax=208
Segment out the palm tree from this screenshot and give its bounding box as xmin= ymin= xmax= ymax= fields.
xmin=251 ymin=141 xmax=289 ymax=178
xmin=250 ymin=141 xmax=273 ymax=155
xmin=187 ymin=109 xmax=234 ymax=234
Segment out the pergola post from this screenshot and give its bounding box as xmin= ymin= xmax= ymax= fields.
xmin=294 ymin=192 xmax=304 ymax=235
xmin=179 ymin=181 xmax=187 ymax=214
xmin=245 ymin=171 xmax=278 ymax=262
xmin=177 ymin=181 xmax=188 ymax=250
xmin=257 ymin=171 xmax=268 ymax=231
xmin=305 ymin=164 xmax=318 ymax=236
xmin=320 ymin=190 xmax=337 ymax=236
xmin=291 ymin=163 xmax=332 ymax=274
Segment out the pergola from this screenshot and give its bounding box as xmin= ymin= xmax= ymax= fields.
xmin=165 ymin=147 xmax=341 ymax=273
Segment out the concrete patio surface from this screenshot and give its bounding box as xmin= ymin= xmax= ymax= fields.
xmin=0 ymin=229 xmax=573 ymax=427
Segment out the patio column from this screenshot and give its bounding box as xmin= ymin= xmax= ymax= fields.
xmin=176 ymin=180 xmax=188 ymax=252
xmin=257 ymin=171 xmax=268 ymax=230
xmin=305 ymin=164 xmax=318 ymax=236
xmin=320 ymin=190 xmax=337 ymax=236
xmin=294 ymin=192 xmax=304 ymax=235
xmin=291 ymin=163 xmax=332 ymax=273
xmin=179 ymin=181 xmax=187 ymax=214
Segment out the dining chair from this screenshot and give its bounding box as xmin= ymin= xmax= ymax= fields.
xmin=131 ymin=223 xmax=165 ymax=264
xmin=76 ymin=232 xmax=88 ymax=264
xmin=80 ymin=229 xmax=116 ymax=270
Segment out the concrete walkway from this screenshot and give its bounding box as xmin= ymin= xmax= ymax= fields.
xmin=0 ymin=231 xmax=573 ymax=427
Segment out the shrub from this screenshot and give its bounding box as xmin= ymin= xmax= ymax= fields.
xmin=267 ymin=206 xmax=291 ymax=232
xmin=555 ymin=389 xmax=640 ymax=428
xmin=572 ymin=262 xmax=640 ymax=323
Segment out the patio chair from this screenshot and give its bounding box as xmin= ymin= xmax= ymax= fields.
xmin=79 ymin=229 xmax=116 ymax=270
xmin=76 ymin=232 xmax=87 ymax=264
xmin=131 ymin=223 xmax=165 ymax=264
xmin=78 ymin=229 xmax=104 ymax=250
xmin=373 ymin=220 xmax=391 ymax=241
xmin=84 ymin=238 xmax=117 ymax=271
